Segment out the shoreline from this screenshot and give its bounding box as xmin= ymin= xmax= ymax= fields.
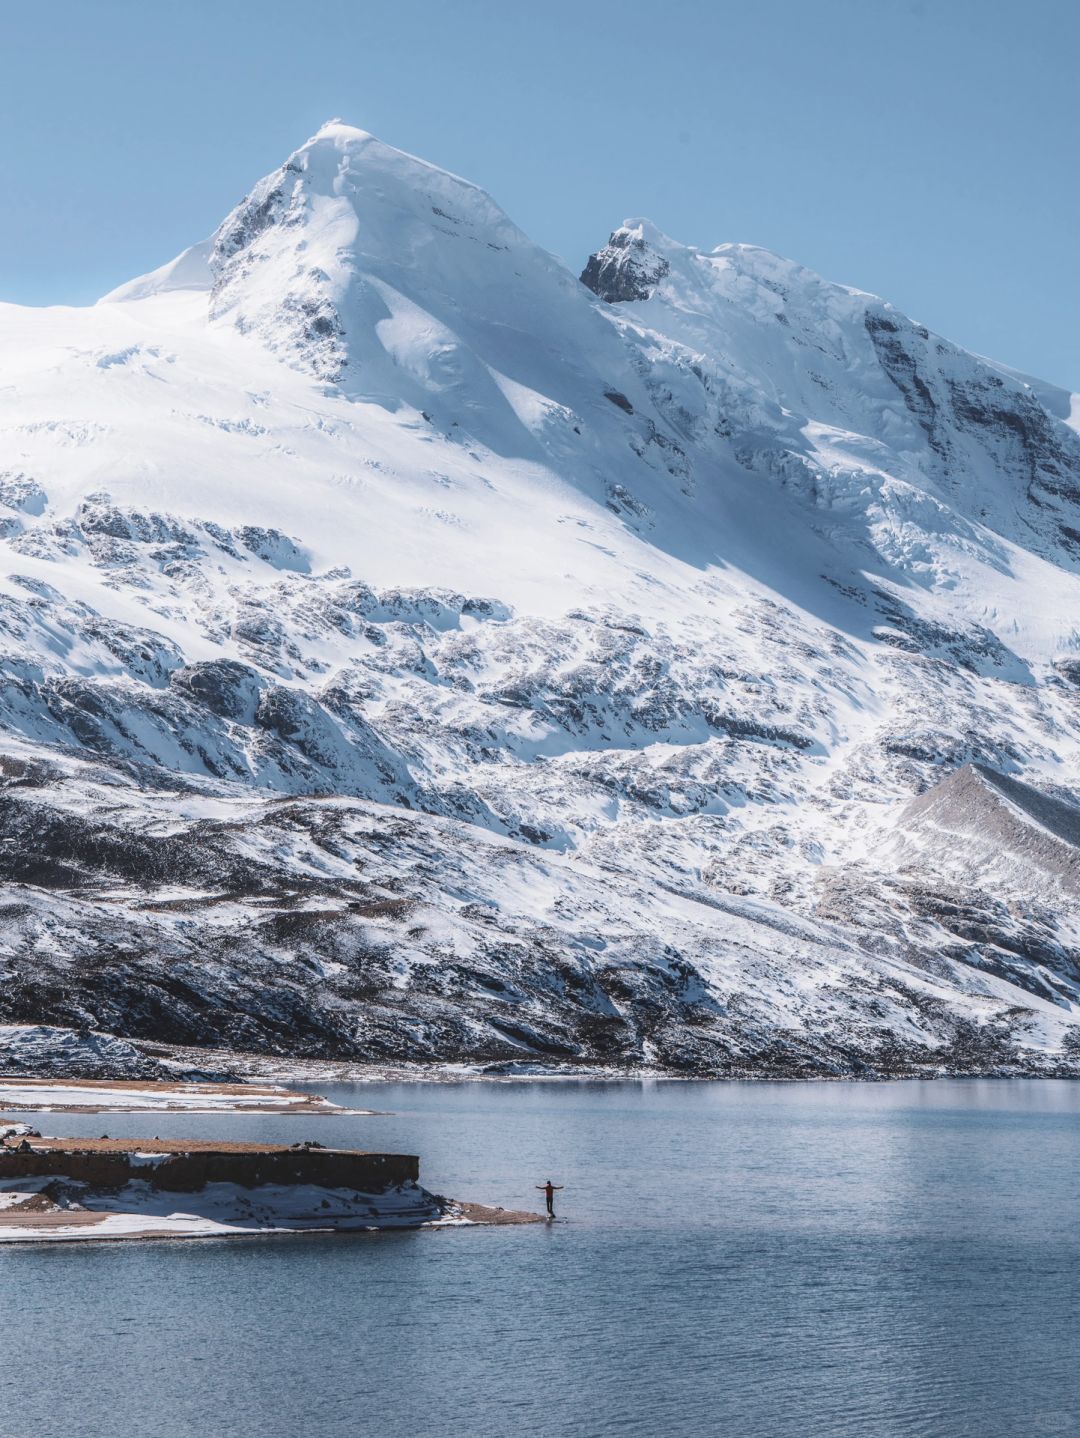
xmin=5 ymin=1023 xmax=1080 ymax=1088
xmin=0 ymin=1077 xmax=375 ymax=1115
xmin=4 ymin=1065 xmax=1079 ymax=1097
xmin=120 ymin=1044 xmax=1080 ymax=1086
xmin=0 ymin=1199 xmax=544 ymax=1245
xmin=5 ymin=1041 xmax=1080 ymax=1092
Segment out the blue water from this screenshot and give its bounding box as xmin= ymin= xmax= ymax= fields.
xmin=2 ymin=1079 xmax=1079 ymax=1438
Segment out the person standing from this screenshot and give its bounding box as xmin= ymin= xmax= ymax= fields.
xmin=536 ymin=1179 xmax=564 ymax=1217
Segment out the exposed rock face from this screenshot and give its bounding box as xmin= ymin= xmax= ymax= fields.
xmin=170 ymin=661 xmax=262 ymax=722
xmin=865 ymin=308 xmax=1080 ymax=558
xmin=580 ymin=224 xmax=671 ymax=302
xmin=0 ymin=1142 xmax=418 ymax=1193
xmin=0 ymin=1025 xmax=211 ymax=1080
xmin=0 ymin=474 xmax=47 ymax=517
xmin=207 ymin=160 xmax=349 ymax=382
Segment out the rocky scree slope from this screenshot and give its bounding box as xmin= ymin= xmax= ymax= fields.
xmin=2 ymin=122 xmax=1080 ymax=1075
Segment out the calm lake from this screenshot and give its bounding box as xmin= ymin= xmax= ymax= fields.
xmin=1 ymin=1078 xmax=1078 ymax=1437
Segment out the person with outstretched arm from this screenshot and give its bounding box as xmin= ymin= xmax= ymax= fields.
xmin=536 ymin=1179 xmax=564 ymax=1217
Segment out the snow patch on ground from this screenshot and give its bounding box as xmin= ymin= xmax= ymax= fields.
xmin=0 ymin=1175 xmax=451 ymax=1242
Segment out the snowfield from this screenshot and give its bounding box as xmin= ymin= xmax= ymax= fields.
xmin=0 ymin=1174 xmax=470 ymax=1242
xmin=2 ymin=121 xmax=1080 ymax=1077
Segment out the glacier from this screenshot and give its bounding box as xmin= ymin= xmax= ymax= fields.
xmin=2 ymin=120 xmax=1080 ymax=1076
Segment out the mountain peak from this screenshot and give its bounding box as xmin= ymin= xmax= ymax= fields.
xmin=311 ymin=117 xmax=371 ymax=141
xmin=99 ymin=121 xmax=515 ymax=312
xmin=8 ymin=123 xmax=1080 ymax=1080
xmin=580 ymin=221 xmax=676 ymax=303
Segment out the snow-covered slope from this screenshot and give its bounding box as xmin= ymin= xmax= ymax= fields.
xmin=3 ymin=121 xmax=1080 ymax=1076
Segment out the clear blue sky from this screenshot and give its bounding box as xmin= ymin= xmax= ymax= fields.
xmin=3 ymin=0 xmax=1077 ymax=389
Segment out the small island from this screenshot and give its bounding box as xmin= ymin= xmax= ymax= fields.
xmin=0 ymin=1128 xmax=543 ymax=1242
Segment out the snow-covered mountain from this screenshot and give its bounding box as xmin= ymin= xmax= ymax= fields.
xmin=3 ymin=120 xmax=1080 ymax=1076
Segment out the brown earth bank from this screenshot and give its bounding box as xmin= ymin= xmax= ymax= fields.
xmin=6 ymin=1136 xmax=358 ymax=1154
xmin=448 ymin=1202 xmax=545 ymax=1225
xmin=0 ymin=1210 xmax=110 ymax=1229
xmin=0 ymin=1206 xmax=543 ymax=1235
xmin=0 ymin=1138 xmax=417 ymax=1192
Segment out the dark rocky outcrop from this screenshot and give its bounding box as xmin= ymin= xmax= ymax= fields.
xmin=171 ymin=660 xmax=262 ymax=721
xmin=581 ymin=226 xmax=670 ymax=303
xmin=0 ymin=1142 xmax=418 ymax=1193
